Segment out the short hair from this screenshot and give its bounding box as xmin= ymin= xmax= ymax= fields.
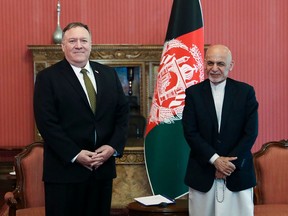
xmin=62 ymin=22 xmax=91 ymax=38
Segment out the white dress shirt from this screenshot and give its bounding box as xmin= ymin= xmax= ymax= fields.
xmin=209 ymin=80 xmax=226 ymax=164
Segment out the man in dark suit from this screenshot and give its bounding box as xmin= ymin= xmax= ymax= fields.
xmin=34 ymin=22 xmax=129 ymax=216
xmin=182 ymin=44 xmax=258 ymax=216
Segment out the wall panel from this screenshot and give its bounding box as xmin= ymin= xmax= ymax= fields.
xmin=0 ymin=0 xmax=287 ymax=152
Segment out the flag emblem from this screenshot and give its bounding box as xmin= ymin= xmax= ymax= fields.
xmin=149 ymin=39 xmax=204 ymax=127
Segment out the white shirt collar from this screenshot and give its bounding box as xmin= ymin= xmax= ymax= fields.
xmin=210 ymin=80 xmax=227 ymax=92
xmin=71 ymin=62 xmax=92 ymax=74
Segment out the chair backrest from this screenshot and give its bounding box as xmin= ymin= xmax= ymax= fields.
xmin=253 ymin=140 xmax=288 ymax=204
xmin=14 ymin=142 xmax=44 ymax=208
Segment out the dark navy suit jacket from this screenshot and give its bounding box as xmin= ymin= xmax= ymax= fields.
xmin=34 ymin=58 xmax=129 ymax=183
xmin=182 ymin=78 xmax=258 ymax=192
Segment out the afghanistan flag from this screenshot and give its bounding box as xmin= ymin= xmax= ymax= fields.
xmin=144 ymin=0 xmax=204 ymax=199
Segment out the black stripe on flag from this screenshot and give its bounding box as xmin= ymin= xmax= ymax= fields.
xmin=166 ymin=0 xmax=203 ymax=41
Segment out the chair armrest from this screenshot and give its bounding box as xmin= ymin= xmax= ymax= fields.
xmin=4 ymin=191 xmax=19 ymax=216
xmin=253 ymin=185 xmax=262 ymax=204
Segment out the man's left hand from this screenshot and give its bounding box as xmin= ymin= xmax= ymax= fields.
xmin=91 ymin=145 xmax=115 ymax=169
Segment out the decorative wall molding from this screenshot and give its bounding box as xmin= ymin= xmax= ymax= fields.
xmin=116 ymin=147 xmax=144 ymax=165
xmin=28 ymin=44 xmax=162 ymax=68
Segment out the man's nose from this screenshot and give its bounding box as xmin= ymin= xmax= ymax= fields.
xmin=75 ymin=40 xmax=82 ymax=48
xmin=212 ymin=63 xmax=218 ymax=71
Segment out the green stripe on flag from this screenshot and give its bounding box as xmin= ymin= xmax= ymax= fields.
xmin=145 ymin=121 xmax=189 ymax=198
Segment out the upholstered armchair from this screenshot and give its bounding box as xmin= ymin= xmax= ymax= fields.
xmin=253 ymin=140 xmax=288 ymax=216
xmin=4 ymin=142 xmax=45 ymax=216
xmin=3 ymin=142 xmax=129 ymax=216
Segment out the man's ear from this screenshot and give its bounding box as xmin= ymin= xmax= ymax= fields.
xmin=229 ymin=60 xmax=235 ymax=71
xmin=61 ymin=43 xmax=65 ymax=52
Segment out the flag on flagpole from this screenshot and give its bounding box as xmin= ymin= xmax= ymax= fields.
xmin=144 ymin=0 xmax=204 ymax=199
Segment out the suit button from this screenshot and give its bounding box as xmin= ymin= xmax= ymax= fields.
xmin=217 ymin=139 xmax=221 ymax=144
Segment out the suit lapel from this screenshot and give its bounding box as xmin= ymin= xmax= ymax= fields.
xmin=59 ymin=59 xmax=92 ymax=111
xmin=202 ymin=80 xmax=219 ymax=130
xmin=220 ymin=79 xmax=235 ymax=132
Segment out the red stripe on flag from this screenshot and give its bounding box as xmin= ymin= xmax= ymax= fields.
xmin=145 ymin=28 xmax=204 ymax=136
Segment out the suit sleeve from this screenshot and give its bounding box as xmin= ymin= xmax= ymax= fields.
xmin=34 ymin=70 xmax=82 ymax=163
xmin=182 ymin=87 xmax=218 ymax=163
xmin=228 ymin=86 xmax=258 ymax=168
